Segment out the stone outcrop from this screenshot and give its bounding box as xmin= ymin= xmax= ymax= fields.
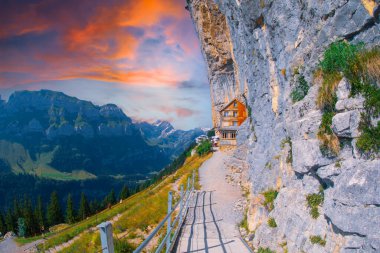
xmin=187 ymin=0 xmax=380 ymax=252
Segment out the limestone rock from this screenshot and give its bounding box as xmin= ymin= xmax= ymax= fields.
xmin=332 ymin=110 xmax=361 ymax=138
xmin=292 ymin=139 xmax=332 ymax=173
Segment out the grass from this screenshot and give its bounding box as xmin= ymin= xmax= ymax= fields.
xmin=291 ymin=75 xmax=310 ymax=103
xmin=317 ymin=111 xmax=340 ymax=156
xmin=267 ymin=217 xmax=277 ymax=228
xmin=258 ymin=247 xmax=275 ymax=253
xmin=262 ymin=189 xmax=278 ymax=211
xmin=239 ymin=209 xmax=249 ymax=232
xmin=39 ymin=153 xmax=212 ymax=252
xmin=316 ymin=41 xmax=380 ymax=154
xmin=280 ymin=137 xmax=293 ymax=164
xmin=15 ymin=233 xmax=51 ymax=245
xmin=310 ymin=235 xmax=326 ymax=246
xmin=306 ymin=191 xmax=324 ymax=219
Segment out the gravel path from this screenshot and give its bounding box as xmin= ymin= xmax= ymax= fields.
xmin=0 ymin=237 xmax=44 ymax=253
xmin=175 ymin=151 xmax=251 ymax=253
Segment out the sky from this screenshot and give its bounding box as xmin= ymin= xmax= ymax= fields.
xmin=0 ymin=0 xmax=211 ymax=130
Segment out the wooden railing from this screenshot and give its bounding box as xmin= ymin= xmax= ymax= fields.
xmin=97 ymin=172 xmax=195 ymax=253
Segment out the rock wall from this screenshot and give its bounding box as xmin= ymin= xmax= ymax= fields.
xmin=187 ymin=0 xmax=380 ymax=252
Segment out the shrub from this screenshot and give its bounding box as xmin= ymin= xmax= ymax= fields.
xmin=306 ymin=192 xmax=324 ymax=219
xmin=196 ymin=140 xmax=212 ymax=156
xmin=356 ymin=121 xmax=380 ymax=153
xmin=317 ymin=111 xmax=340 ymax=156
xmin=316 ymin=41 xmax=380 ymax=154
xmin=291 ymin=75 xmax=310 ymax=102
xmin=310 ymin=235 xmax=326 ymax=246
xmin=267 ymin=217 xmax=277 ymax=228
xmin=262 ymin=189 xmax=278 ymax=211
xmin=258 ymin=247 xmax=275 ymax=253
xmin=310 ymin=206 xmax=319 ymax=219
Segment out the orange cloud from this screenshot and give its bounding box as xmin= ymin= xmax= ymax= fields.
xmin=0 ymin=0 xmax=199 ymax=88
xmin=158 ymin=106 xmax=197 ymax=118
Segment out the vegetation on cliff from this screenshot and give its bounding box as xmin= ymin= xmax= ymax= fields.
xmin=316 ymin=41 xmax=380 ymax=155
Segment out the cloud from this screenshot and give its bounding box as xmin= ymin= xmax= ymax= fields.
xmin=158 ymin=106 xmax=197 ymax=118
xmin=0 ymin=0 xmax=202 ymax=88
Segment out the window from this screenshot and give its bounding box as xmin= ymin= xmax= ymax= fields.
xmin=224 ymin=111 xmax=229 ymax=117
xmin=233 ymin=121 xmax=238 ymax=126
xmin=222 ymin=132 xmax=228 ymax=139
xmin=234 ymin=101 xmax=237 ymax=107
xmin=230 ymin=131 xmax=236 ymax=139
xmin=233 ymin=111 xmax=237 ymax=117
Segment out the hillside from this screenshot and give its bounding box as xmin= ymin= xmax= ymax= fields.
xmin=14 ymin=153 xmax=212 ymax=252
xmin=187 ymin=0 xmax=380 ymax=252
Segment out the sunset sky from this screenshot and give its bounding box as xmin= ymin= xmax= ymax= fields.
xmin=0 ymin=0 xmax=211 ymax=130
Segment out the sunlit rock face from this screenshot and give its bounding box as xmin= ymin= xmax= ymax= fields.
xmin=188 ymin=0 xmax=380 ymax=252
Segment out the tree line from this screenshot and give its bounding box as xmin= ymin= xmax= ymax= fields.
xmin=0 ymin=185 xmax=130 ymax=237
xmin=0 ymin=142 xmax=197 ymax=238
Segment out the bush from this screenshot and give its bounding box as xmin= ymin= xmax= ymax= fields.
xmin=262 ymin=189 xmax=278 ymax=211
xmin=356 ymin=121 xmax=380 ymax=153
xmin=207 ymin=129 xmax=215 ymax=137
xmin=267 ymin=217 xmax=277 ymax=228
xmin=196 ymin=140 xmax=212 ymax=156
xmin=258 ymin=247 xmax=275 ymax=253
xmin=306 ymin=192 xmax=324 ymax=219
xmin=291 ymin=75 xmax=310 ymax=102
xmin=317 ymin=111 xmax=340 ymax=156
xmin=310 ymin=235 xmax=326 ymax=246
xmin=316 ymin=41 xmax=380 ymax=154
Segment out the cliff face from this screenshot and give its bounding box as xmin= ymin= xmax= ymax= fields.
xmin=188 ymin=0 xmax=380 ymax=252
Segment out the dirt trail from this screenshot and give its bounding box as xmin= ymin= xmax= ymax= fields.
xmin=175 ymin=151 xmax=252 ymax=253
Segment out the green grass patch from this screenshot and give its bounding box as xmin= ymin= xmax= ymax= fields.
xmin=262 ymin=189 xmax=278 ymax=211
xmin=239 ymin=209 xmax=249 ymax=231
xmin=316 ymin=41 xmax=380 ymax=154
xmin=306 ymin=191 xmax=324 ymax=219
xmin=310 ymin=235 xmax=326 ymax=246
xmin=291 ymin=75 xmax=310 ymax=102
xmin=267 ymin=217 xmax=277 ymax=228
xmin=258 ymin=247 xmax=275 ymax=253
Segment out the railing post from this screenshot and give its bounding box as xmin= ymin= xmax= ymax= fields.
xmin=192 ymin=170 xmax=195 ymax=190
xmin=179 ymin=185 xmax=184 ymax=225
xmin=187 ymin=177 xmax=190 ymax=192
xmin=97 ymin=221 xmax=114 ymax=253
xmin=166 ymin=191 xmax=173 ymax=253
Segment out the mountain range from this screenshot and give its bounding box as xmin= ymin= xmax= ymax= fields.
xmin=0 ymin=90 xmax=204 ymax=180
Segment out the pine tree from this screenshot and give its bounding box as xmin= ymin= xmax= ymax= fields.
xmin=108 ymin=189 xmax=116 ymax=205
xmin=13 ymin=198 xmax=21 ymax=219
xmin=34 ymin=196 xmax=45 ymax=233
xmin=65 ymin=194 xmax=76 ymax=224
xmin=89 ymin=199 xmax=100 ymax=215
xmin=5 ymin=209 xmax=14 ymax=232
xmin=47 ymin=191 xmax=63 ymax=226
xmin=22 ymin=196 xmax=36 ymax=236
xmin=0 ymin=212 xmax=5 ymax=236
xmin=78 ymin=192 xmax=90 ymax=221
xmin=119 ymin=185 xmax=130 ymax=200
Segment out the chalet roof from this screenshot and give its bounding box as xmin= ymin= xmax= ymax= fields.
xmin=219 ymin=98 xmax=245 ymax=112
